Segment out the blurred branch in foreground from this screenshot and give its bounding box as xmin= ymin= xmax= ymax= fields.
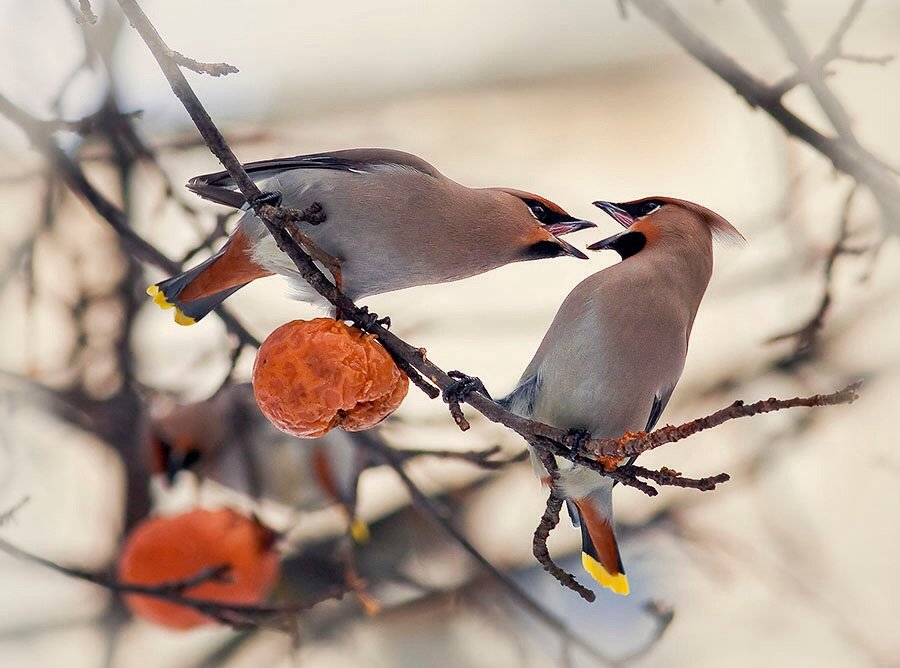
xmin=0 ymin=527 xmax=345 ymax=631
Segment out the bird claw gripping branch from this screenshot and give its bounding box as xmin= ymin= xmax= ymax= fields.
xmin=443 ymin=371 xmax=491 ymax=403
xmin=442 ymin=371 xmax=492 ymax=431
xmin=248 ymin=190 xmax=283 ymax=208
xmin=354 ymin=306 xmax=391 ymax=333
xmin=562 ymin=428 xmax=592 ymax=451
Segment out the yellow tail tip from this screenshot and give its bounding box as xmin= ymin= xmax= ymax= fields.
xmin=173 ymin=310 xmax=196 ymax=326
xmin=146 ymin=284 xmax=174 ymax=310
xmin=350 ymin=518 xmax=371 ymax=544
xmin=582 ymin=553 xmax=630 ymax=596
xmin=147 ymin=284 xmax=196 ymax=326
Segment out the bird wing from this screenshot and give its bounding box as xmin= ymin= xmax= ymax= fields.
xmin=497 ymin=372 xmax=541 ymax=418
xmin=186 ymin=148 xmax=442 ymax=208
xmin=621 ymin=387 xmax=675 ymax=470
xmin=645 ymin=387 xmax=674 ymax=433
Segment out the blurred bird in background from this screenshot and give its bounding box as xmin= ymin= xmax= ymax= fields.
xmin=502 ymin=197 xmax=743 ymax=595
xmin=147 ymin=148 xmax=595 ymax=325
xmin=147 ymin=383 xmax=371 ymax=542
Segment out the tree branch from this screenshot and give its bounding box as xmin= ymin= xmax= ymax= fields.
xmin=622 ymin=0 xmax=900 ymax=229
xmin=531 ymin=451 xmax=596 ymax=602
xmin=75 ymin=0 xmax=97 ymax=25
xmin=769 ymin=186 xmax=861 ymax=366
xmin=170 ymin=50 xmax=238 ymax=77
xmin=0 ymin=92 xmax=260 ymax=350
xmin=0 ymin=529 xmax=344 ymax=630
xmin=581 ymin=382 xmax=860 ymax=460
xmin=353 ymin=431 xmax=617 ymax=665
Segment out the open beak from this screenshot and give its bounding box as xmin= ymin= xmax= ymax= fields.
xmin=545 ymin=219 xmax=596 ymax=237
xmin=545 ymin=219 xmax=595 ymax=260
xmin=586 ymin=231 xmax=626 ymax=252
xmin=592 ymin=201 xmax=634 ymax=228
xmin=553 ymin=236 xmax=589 ymax=260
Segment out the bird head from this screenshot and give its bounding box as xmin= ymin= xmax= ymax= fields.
xmin=147 ymin=397 xmax=229 ymax=484
xmin=492 ymin=188 xmax=597 ymax=260
xmin=148 ymin=429 xmax=204 ymax=484
xmin=587 ymin=197 xmax=743 ymax=259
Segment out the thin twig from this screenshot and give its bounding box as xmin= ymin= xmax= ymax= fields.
xmin=768 ymin=186 xmax=860 ymax=364
xmin=0 ymin=533 xmax=345 ymax=630
xmin=747 ymin=0 xmax=860 ymax=145
xmin=530 ymin=451 xmax=597 ymax=601
xmin=582 ymin=382 xmax=861 ymax=460
xmin=622 ymin=0 xmax=900 ymax=229
xmin=390 ymin=444 xmax=515 ymax=469
xmin=354 ymin=431 xmax=614 ymax=665
xmin=0 ymin=92 xmax=260 ymax=350
xmin=75 ymin=0 xmax=97 ymax=25
xmin=171 ymin=50 xmax=239 ymax=77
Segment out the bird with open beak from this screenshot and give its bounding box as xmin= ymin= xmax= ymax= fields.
xmin=501 ymin=196 xmax=743 ymax=595
xmin=147 ymin=148 xmax=595 ymax=325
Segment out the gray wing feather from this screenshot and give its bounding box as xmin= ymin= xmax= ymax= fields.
xmin=498 ymin=373 xmax=541 ymax=418
xmin=622 ymin=388 xmax=675 ymax=470
xmin=186 ymin=148 xmax=442 ymax=208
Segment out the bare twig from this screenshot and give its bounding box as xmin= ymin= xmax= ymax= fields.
xmin=75 ymin=0 xmax=97 ymax=25
xmin=0 ymin=497 xmax=29 ymax=526
xmin=768 ymin=0 xmax=883 ymax=98
xmin=769 ymin=186 xmax=860 ymax=364
xmin=390 ymin=444 xmax=516 ymax=469
xmin=530 ymin=450 xmax=598 ymax=602
xmin=171 ymin=50 xmax=239 ymax=77
xmin=622 ymin=0 xmax=900 ymax=228
xmin=747 ymin=0 xmax=860 ymax=145
xmin=0 ymin=533 xmax=345 ymax=630
xmin=354 ymin=431 xmax=615 ymax=665
xmin=582 ymin=382 xmax=861 ymax=460
xmin=0 ymin=92 xmax=260 ymax=350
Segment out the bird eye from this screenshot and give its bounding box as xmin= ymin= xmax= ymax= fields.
xmin=640 ymin=201 xmax=660 ymax=216
xmin=531 ymin=204 xmax=547 ymax=219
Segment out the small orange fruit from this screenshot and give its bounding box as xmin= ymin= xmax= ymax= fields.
xmin=118 ymin=508 xmax=280 ymax=630
xmin=252 ymin=318 xmax=409 ymax=438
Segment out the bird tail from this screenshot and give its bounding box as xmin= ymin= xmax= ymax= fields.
xmin=146 ymin=230 xmax=271 ymax=325
xmin=572 ymin=492 xmax=629 ymax=595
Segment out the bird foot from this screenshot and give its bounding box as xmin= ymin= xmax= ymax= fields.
xmin=443 ymin=371 xmax=491 ymax=404
xmin=563 ymin=428 xmax=592 ymax=451
xmin=356 ymin=306 xmax=391 ymax=332
xmin=248 ymin=190 xmax=283 ymax=208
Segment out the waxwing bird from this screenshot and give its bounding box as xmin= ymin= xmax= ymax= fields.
xmin=147 ymin=148 xmax=595 ymax=325
xmin=501 ymin=196 xmax=742 ymax=595
xmin=148 ymin=384 xmax=371 ymax=541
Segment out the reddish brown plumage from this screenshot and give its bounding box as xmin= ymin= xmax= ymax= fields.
xmin=621 ymin=196 xmax=744 ymax=245
xmin=180 ymin=229 xmax=273 ymax=302
xmin=493 ymin=188 xmax=572 ymax=216
xmin=573 ymin=497 xmax=624 ymax=576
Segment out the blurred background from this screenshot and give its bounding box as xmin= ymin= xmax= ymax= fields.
xmin=1 ymin=0 xmax=898 ymax=666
